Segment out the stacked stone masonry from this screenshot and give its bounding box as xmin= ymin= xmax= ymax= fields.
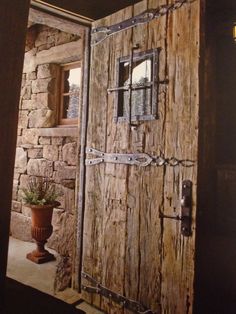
xmin=11 ymin=23 xmax=83 ymax=291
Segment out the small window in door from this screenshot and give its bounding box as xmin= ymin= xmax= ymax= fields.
xmin=114 ymin=49 xmax=159 ymax=123
xmin=59 ymin=62 xmax=81 ymax=126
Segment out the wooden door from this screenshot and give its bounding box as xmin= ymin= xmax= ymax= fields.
xmin=81 ymin=0 xmax=200 ymax=313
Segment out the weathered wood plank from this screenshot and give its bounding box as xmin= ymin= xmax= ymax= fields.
xmin=100 ymin=6 xmax=133 ymax=314
xmin=161 ymin=0 xmax=200 ymax=313
xmin=123 ymin=0 xmax=168 ymax=312
xmin=29 ymin=8 xmax=85 ymax=36
xmin=81 ymin=14 xmax=111 ymax=308
xmin=73 ymin=26 xmax=90 ymax=291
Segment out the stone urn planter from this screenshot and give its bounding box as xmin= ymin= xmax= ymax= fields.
xmin=26 ymin=201 xmax=60 ymax=264
xmin=22 ymin=176 xmax=60 ymax=264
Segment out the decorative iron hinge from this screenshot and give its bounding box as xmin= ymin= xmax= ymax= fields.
xmin=81 ymin=271 xmax=158 ymax=314
xmin=91 ymin=0 xmax=191 ymax=46
xmin=85 ymin=147 xmax=195 ymax=168
xmin=85 ymin=147 xmax=153 ymax=167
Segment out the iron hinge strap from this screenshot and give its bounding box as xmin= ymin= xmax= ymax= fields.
xmin=85 ymin=147 xmax=195 ymax=168
xmin=81 ymin=272 xmax=157 ymax=314
xmin=91 ymin=0 xmax=192 ymax=46
xmin=85 ymin=147 xmax=153 ymax=167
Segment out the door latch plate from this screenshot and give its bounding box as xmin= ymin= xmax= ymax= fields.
xmin=181 ymin=180 xmax=192 ymax=237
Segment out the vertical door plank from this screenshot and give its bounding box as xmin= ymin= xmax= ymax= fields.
xmin=82 ymin=14 xmax=111 ymax=308
xmin=101 ymin=6 xmax=133 ymax=314
xmin=161 ymin=1 xmax=200 ymax=313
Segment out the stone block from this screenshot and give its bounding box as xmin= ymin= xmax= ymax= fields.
xmin=21 ymin=99 xmax=36 ymax=110
xmin=21 ymin=85 xmax=31 ymax=100
xmin=12 ymin=187 xmax=18 ymax=200
xmin=22 ymin=129 xmax=39 ymax=145
xmin=19 ymin=174 xmax=30 ymax=190
xmin=18 ymin=111 xmax=29 ymax=129
xmin=13 ymin=179 xmax=19 ymax=188
xmin=10 ymin=212 xmax=33 ymax=242
xmin=39 ymin=136 xmax=51 ymax=145
xmin=21 ymin=74 xmax=26 ymax=88
xmin=55 ymin=32 xmax=79 ymax=46
xmin=26 ymin=71 xmax=37 ymax=80
xmin=22 ymin=205 xmax=32 ymax=217
xmin=27 ymin=159 xmax=53 ymax=177
xmin=28 ymin=109 xmax=56 ymax=128
xmin=48 ymin=211 xmax=74 ymax=256
xmin=37 ymin=63 xmax=59 ymax=79
xmin=62 ymin=142 xmax=77 ymax=166
xmin=51 ymin=137 xmax=63 ymax=145
xmin=31 ymin=78 xmax=56 ymax=94
xmin=54 ymin=161 xmax=66 ymax=171
xmin=28 ymin=148 xmax=43 ymax=159
xmin=36 ymin=93 xmax=55 ymax=110
xmin=64 ymin=137 xmax=77 ymax=144
xmin=23 ymin=48 xmax=37 ymax=73
xmin=54 ymin=255 xmax=72 ymax=292
xmin=17 ymin=136 xmax=23 ymax=147
xmin=17 ymin=128 xmax=22 ymax=136
xmin=12 ymin=201 xmax=22 ymax=213
xmin=43 ymin=145 xmax=59 ymax=161
xmin=35 ymin=30 xmax=48 ymax=48
xmin=14 ymin=172 xmax=20 ymax=180
xmin=15 ymin=147 xmax=27 ymax=173
xmin=25 ymin=26 xmax=37 ymax=51
xmin=54 ymin=166 xmax=76 ymax=182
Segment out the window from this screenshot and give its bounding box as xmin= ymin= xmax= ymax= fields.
xmin=113 ymin=49 xmax=159 ymax=123
xmin=59 ymin=62 xmax=81 ymax=125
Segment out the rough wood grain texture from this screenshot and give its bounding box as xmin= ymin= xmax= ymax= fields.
xmin=82 ymin=1 xmax=200 ymax=313
xmin=100 ymin=6 xmax=133 ymax=314
xmin=161 ymin=1 xmax=199 ymax=313
xmin=81 ymin=14 xmax=111 ymax=309
xmin=73 ymin=26 xmax=90 ymax=291
xmin=0 ymin=0 xmax=30 ymax=309
xmin=29 ymin=8 xmax=84 ymax=36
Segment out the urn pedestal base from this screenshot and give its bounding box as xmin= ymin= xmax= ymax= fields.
xmin=26 ymin=250 xmax=55 ymax=264
xmin=26 ymin=239 xmax=55 ymax=264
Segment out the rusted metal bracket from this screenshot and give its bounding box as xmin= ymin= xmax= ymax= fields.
xmin=159 ymin=180 xmax=192 ymax=237
xmin=91 ymin=0 xmax=189 ymax=46
xmin=81 ymin=271 xmax=157 ymax=314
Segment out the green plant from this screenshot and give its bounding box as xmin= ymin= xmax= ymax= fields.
xmin=22 ymin=177 xmax=59 ymax=206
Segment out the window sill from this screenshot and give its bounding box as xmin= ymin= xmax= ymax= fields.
xmin=38 ymin=127 xmax=78 ymax=137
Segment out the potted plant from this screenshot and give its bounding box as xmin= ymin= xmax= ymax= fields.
xmin=22 ymin=176 xmax=60 ymax=264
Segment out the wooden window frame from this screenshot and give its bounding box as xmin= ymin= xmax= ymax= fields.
xmin=114 ymin=48 xmax=160 ymax=123
xmin=58 ymin=61 xmax=81 ymax=126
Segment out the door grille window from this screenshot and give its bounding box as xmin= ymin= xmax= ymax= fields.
xmin=113 ymin=49 xmax=159 ymax=122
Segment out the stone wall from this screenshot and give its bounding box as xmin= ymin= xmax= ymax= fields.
xmin=11 ymin=23 xmax=83 ymax=291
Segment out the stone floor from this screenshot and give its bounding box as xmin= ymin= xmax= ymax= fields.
xmin=7 ymin=237 xmax=104 ymax=313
